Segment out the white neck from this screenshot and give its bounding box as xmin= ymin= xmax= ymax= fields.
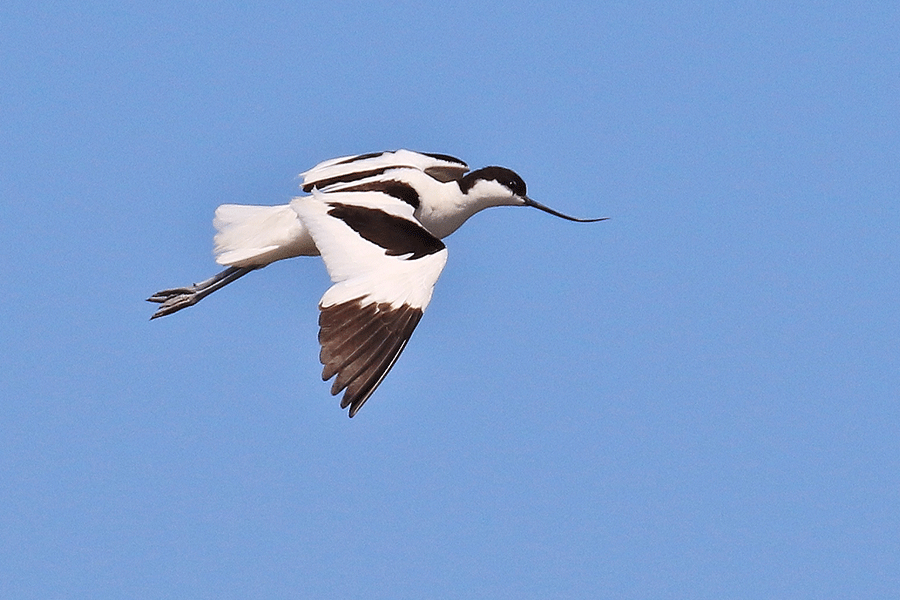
xmin=417 ymin=179 xmax=520 ymax=239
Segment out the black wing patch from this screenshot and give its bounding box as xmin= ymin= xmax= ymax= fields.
xmin=326 ymin=203 xmax=445 ymax=259
xmin=337 ymin=179 xmax=421 ymax=208
xmin=421 ymin=152 xmax=467 ymax=166
xmin=303 ymin=167 xmax=394 ymax=193
xmin=319 ymin=299 xmax=424 ymax=417
xmin=334 ymin=151 xmax=387 ymax=165
xmin=422 ymin=152 xmax=470 ymax=182
xmin=424 ymin=165 xmax=469 ymax=183
xmin=303 ymin=152 xmax=470 ymax=192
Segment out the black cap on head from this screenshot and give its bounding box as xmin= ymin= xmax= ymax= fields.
xmin=459 ymin=166 xmax=527 ymax=196
xmin=459 ymin=165 xmax=607 ymax=222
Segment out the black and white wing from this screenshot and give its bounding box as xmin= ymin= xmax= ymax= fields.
xmin=291 ymin=189 xmax=449 ymax=417
xmin=300 ymin=149 xmax=469 ymax=193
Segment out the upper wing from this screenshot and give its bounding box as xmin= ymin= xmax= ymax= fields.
xmin=291 ymin=189 xmax=449 ymax=417
xmin=300 ymin=149 xmax=469 ymax=193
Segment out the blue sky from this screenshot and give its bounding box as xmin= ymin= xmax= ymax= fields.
xmin=2 ymin=1 xmax=898 ymax=598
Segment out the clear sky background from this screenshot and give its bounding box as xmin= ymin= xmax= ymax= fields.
xmin=2 ymin=1 xmax=898 ymax=598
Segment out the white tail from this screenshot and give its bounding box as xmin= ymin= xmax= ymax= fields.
xmin=213 ymin=204 xmax=317 ymax=267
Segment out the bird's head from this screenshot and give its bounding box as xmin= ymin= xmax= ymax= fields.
xmin=458 ymin=166 xmax=607 ymax=222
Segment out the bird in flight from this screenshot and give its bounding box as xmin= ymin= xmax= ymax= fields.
xmin=148 ymin=150 xmax=605 ymax=416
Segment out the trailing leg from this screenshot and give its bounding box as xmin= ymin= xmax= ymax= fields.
xmin=147 ymin=265 xmax=258 ymax=319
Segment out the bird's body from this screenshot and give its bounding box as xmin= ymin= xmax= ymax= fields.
xmin=149 ymin=150 xmax=604 ymax=416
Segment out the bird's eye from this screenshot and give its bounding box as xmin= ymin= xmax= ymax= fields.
xmin=505 ymin=179 xmax=525 ymax=196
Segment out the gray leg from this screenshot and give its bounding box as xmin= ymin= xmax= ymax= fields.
xmin=147 ymin=265 xmax=258 ymax=319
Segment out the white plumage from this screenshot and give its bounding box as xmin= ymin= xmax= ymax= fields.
xmin=295 ymin=189 xmax=448 ymax=311
xmin=149 ymin=150 xmax=604 ymax=416
xmin=213 ymin=204 xmax=314 ymax=267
